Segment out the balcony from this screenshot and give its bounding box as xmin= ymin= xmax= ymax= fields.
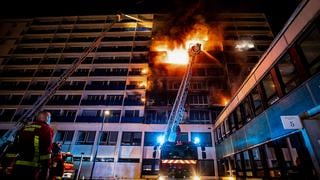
xmin=131 ymin=58 xmax=148 ymax=63
xmin=75 ymin=116 xmax=120 ymax=123
xmin=80 ymin=100 xmax=106 ymax=105
xmin=121 ymin=117 xmax=143 ymax=123
xmin=59 ymin=84 xmax=85 ymax=90
xmin=124 ymin=99 xmax=144 ymax=106
xmin=6 ymin=59 xmax=41 ymax=65
xmin=25 ymin=29 xmax=56 ymax=34
xmin=51 ymin=116 xmax=75 ymax=122
xmin=35 ymin=70 xmax=53 ymax=77
xmin=28 ymin=84 xmax=47 ymax=90
xmin=0 ymin=114 xmax=13 ymax=122
xmin=72 ymin=28 xmax=102 ymax=33
xmin=0 ymin=71 xmax=35 ymax=77
xmin=13 ymin=48 xmax=47 ymax=54
xmin=75 ymin=116 xmax=103 ymax=122
xmin=128 ymin=71 xmax=143 ymax=76
xmin=21 ymin=97 xmax=40 ymax=105
xmin=126 ymin=85 xmax=145 ymax=90
xmin=68 ymin=37 xmax=96 ymax=42
xmin=0 ymin=110 xmax=15 ymax=122
xmin=47 ymin=99 xmax=81 ymax=105
xmin=0 ymin=98 xmax=22 ymax=105
xmin=0 ymin=83 xmax=29 ymax=90
xmin=72 ymin=71 xmax=89 ymax=76
xmin=90 ymin=70 xmax=128 ymax=76
xmin=133 ymin=46 xmax=149 ymax=52
xmin=93 ymin=58 xmax=130 ymax=64
xmin=20 ymin=38 xmax=52 ymax=44
xmin=96 ymin=46 xmax=132 ymax=52
xmin=105 ymin=99 xmax=123 ymax=106
xmin=63 ymin=47 xmax=86 ymax=53
xmin=40 ymin=58 xmax=58 ymax=65
xmin=102 ymin=36 xmax=133 ymax=42
xmin=85 ymin=84 xmax=125 ymax=90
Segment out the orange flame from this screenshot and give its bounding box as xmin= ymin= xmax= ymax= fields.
xmin=152 ymin=23 xmax=212 ymax=65
xmin=221 ymin=97 xmax=230 ymax=106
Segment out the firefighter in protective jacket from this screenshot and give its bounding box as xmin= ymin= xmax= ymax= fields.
xmin=13 ymin=111 xmax=53 ymax=180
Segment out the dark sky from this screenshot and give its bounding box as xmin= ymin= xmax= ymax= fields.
xmin=1 ymin=0 xmax=301 ymax=34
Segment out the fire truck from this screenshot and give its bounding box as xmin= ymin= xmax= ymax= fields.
xmin=159 ymin=142 xmax=199 ymax=179
xmin=61 ymin=152 xmax=75 ymax=179
xmin=158 ymin=44 xmax=202 ymax=180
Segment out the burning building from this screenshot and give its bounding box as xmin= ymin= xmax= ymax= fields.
xmin=0 ymin=13 xmax=273 ymax=178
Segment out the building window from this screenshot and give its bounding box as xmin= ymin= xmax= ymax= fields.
xmin=87 ymin=95 xmax=104 ymax=101
xmin=144 ymin=132 xmax=163 ymax=146
xmin=99 ymin=131 xmax=118 ymax=145
xmin=118 ymin=158 xmax=140 ymax=163
xmin=235 ymin=106 xmax=244 ymax=128
xmin=168 ymin=81 xmax=180 ymax=90
xmin=224 ymin=119 xmax=230 ymax=135
xmin=54 ymin=131 xmax=74 ymax=144
xmin=190 ymin=81 xmax=207 ymax=90
xmin=124 ymin=110 xmax=140 ymax=117
xmin=261 ymin=73 xmax=279 ymax=106
xmin=76 ymin=131 xmax=96 ymax=145
xmin=276 ymin=53 xmax=301 ymax=93
xmin=121 ymin=132 xmax=142 ymax=146
xmin=252 ymin=147 xmax=265 ymax=176
xmin=242 ymin=96 xmax=254 ymax=122
xmin=142 ymin=159 xmax=160 ymax=175
xmin=298 ymin=25 xmax=320 ymax=74
xmin=62 ymin=110 xmax=77 ymax=117
xmin=235 ymin=153 xmax=244 ymax=176
xmin=250 ymin=86 xmax=264 ymax=116
xmin=243 ymin=151 xmax=253 ymax=176
xmin=228 ymin=113 xmax=236 ymax=132
xmin=189 ymin=110 xmax=210 ymax=121
xmin=81 ymin=110 xmax=99 ymax=117
xmin=188 ymin=95 xmax=208 ymax=105
xmin=191 ymin=132 xmax=212 ymax=147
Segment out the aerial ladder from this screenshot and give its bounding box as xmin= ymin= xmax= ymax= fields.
xmin=163 ymin=43 xmax=202 ymax=143
xmin=0 ymin=13 xmax=144 ymax=157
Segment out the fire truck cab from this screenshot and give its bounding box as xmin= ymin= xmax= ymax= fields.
xmin=159 ymin=142 xmax=199 ymax=179
xmin=61 ymin=152 xmax=75 ymax=179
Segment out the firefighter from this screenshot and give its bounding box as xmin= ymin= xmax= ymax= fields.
xmin=176 ymin=125 xmax=182 ymax=145
xmin=50 ymin=142 xmax=64 ymax=180
xmin=12 ymin=111 xmax=53 ymax=180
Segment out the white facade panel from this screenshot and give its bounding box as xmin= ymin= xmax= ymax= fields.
xmin=119 ymin=146 xmax=142 ymax=158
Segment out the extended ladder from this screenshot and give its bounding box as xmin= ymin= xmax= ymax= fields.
xmin=163 ymin=44 xmax=201 ymax=142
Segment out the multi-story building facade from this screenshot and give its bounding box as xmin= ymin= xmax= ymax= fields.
xmin=214 ymin=0 xmax=320 ymax=179
xmin=0 ymin=13 xmax=273 ymax=179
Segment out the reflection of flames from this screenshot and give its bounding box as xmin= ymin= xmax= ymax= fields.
xmin=151 ymin=23 xmax=220 ymax=65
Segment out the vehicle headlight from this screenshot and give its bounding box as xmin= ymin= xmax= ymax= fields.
xmin=193 ymin=176 xmax=200 ymax=180
xmin=62 ymin=172 xmax=73 ymax=178
xmin=158 ymin=176 xmax=165 ymax=180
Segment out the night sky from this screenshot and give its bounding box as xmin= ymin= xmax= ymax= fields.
xmin=1 ymin=0 xmax=301 ymax=34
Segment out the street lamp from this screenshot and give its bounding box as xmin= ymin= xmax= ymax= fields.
xmin=89 ymin=110 xmax=110 ymax=179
